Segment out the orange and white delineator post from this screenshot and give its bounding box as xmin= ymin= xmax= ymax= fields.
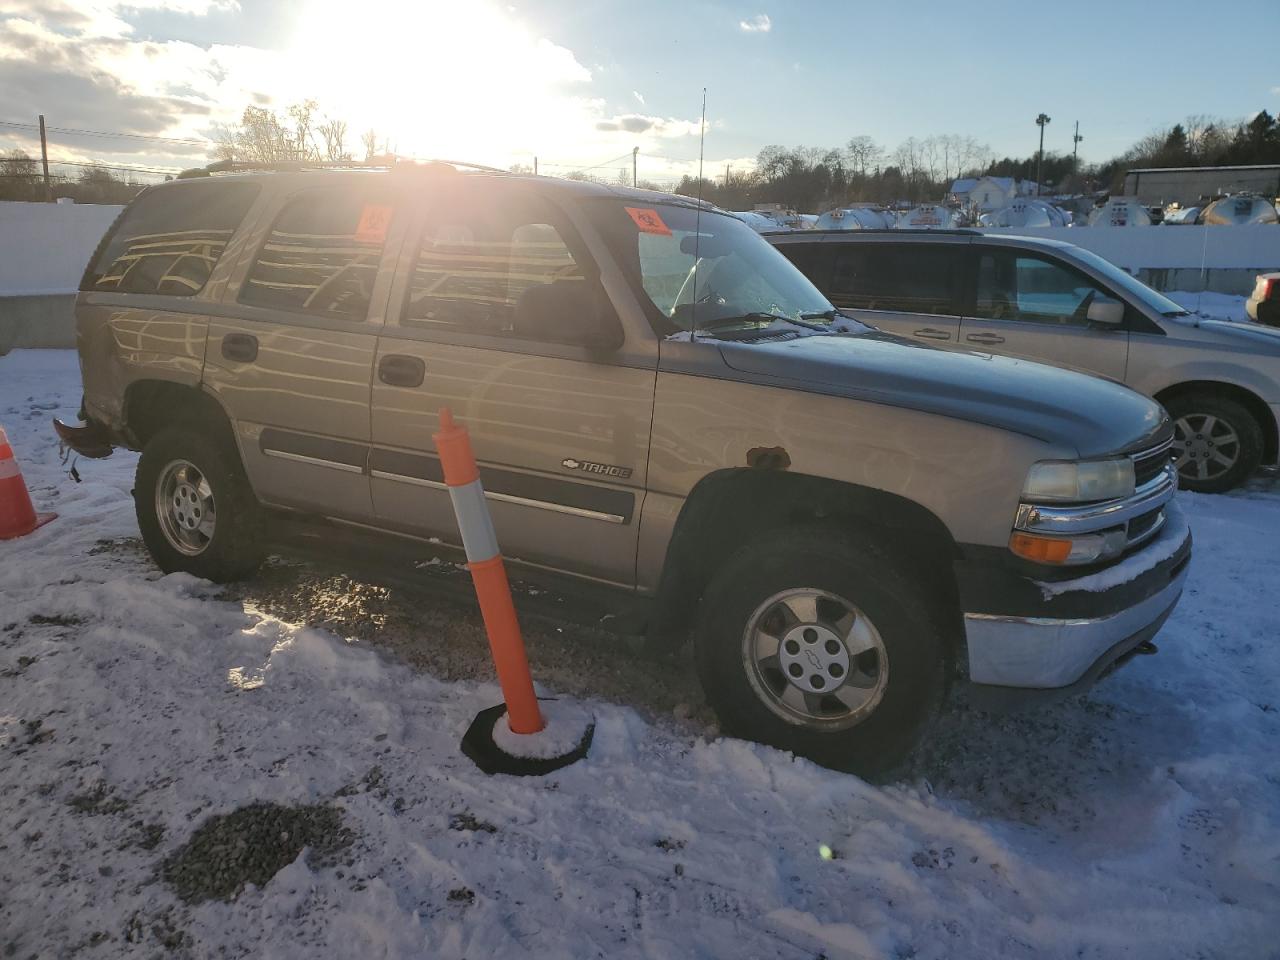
xmin=0 ymin=426 xmax=56 ymax=540
xmin=433 ymin=409 xmax=545 ymax=735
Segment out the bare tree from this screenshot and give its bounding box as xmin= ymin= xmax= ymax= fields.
xmin=317 ymin=117 xmax=350 ymax=161
xmin=0 ymin=150 xmax=41 ymax=201
xmin=362 ymin=128 xmax=379 ymax=161
xmin=844 ymin=136 xmax=881 ymax=176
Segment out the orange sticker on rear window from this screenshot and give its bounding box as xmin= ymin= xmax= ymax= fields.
xmin=624 ymin=206 xmax=672 ymax=236
xmin=354 ymin=204 xmax=393 ymax=244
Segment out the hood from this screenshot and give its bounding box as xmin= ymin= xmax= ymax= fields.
xmin=1167 ymin=316 xmax=1280 ymax=354
xmin=717 ymin=333 xmax=1168 ymax=458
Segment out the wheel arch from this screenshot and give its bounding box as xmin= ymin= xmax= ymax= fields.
xmin=123 ymin=379 xmax=239 ymax=454
xmin=1155 ymin=380 xmax=1277 ymax=465
xmin=650 ymin=468 xmax=964 ymax=653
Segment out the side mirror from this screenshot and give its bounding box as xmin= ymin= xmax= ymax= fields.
xmin=1086 ymin=295 xmax=1125 ymax=328
xmin=513 ymin=280 xmax=624 ymax=351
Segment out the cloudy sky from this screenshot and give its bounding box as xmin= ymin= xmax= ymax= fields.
xmin=0 ymin=0 xmax=1275 ymax=186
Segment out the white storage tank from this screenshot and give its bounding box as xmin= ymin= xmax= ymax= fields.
xmin=1199 ymin=195 xmax=1279 ymax=225
xmin=897 ymin=204 xmax=957 ymax=229
xmin=1088 ymin=197 xmax=1152 ymax=227
xmin=982 ymin=199 xmax=1069 ymax=228
xmin=814 ymin=207 xmax=895 ymax=230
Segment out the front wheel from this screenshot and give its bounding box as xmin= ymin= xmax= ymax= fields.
xmin=135 ymin=427 xmax=265 ymax=582
xmin=694 ymin=528 xmax=948 ymax=777
xmin=1166 ymin=394 xmax=1262 ymax=493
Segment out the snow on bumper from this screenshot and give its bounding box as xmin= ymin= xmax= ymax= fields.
xmin=963 ymin=502 xmax=1192 ymax=691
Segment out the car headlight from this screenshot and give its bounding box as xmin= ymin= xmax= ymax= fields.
xmin=1022 ymin=458 xmax=1135 ymax=503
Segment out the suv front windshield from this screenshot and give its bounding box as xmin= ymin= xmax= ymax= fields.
xmin=1069 ymin=247 xmax=1189 ymax=317
xmin=596 ymin=201 xmax=837 ymax=337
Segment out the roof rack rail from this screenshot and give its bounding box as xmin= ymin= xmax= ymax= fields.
xmin=762 ymin=227 xmax=982 ymax=237
xmin=175 ymin=156 xmax=510 ymax=179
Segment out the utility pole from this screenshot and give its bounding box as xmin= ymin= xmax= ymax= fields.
xmin=38 ymin=114 xmax=52 ymax=202
xmin=1072 ymin=121 xmax=1083 ymax=175
xmin=632 ymin=146 xmax=638 ymax=188
xmin=533 ymin=155 xmax=538 ymax=176
xmin=1035 ymin=113 xmax=1051 ymax=197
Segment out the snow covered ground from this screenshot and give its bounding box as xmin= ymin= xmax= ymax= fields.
xmin=2 ymin=350 xmax=1278 ymax=959
xmin=1166 ymin=291 xmax=1249 ymax=322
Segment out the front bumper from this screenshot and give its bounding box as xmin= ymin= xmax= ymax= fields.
xmin=958 ymin=503 xmax=1191 ymax=703
xmin=52 ymin=416 xmax=115 ymax=459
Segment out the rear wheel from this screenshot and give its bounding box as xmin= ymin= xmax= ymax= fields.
xmin=135 ymin=427 xmax=265 ymax=582
xmin=694 ymin=528 xmax=947 ymax=777
xmin=1166 ymin=394 xmax=1262 ymax=493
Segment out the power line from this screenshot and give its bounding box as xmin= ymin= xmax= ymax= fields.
xmin=0 ymin=119 xmax=210 ymax=147
xmin=48 ymin=159 xmax=178 ymax=175
xmin=538 ymin=150 xmax=637 ymax=172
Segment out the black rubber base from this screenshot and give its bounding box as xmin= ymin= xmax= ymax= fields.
xmin=460 ymin=702 xmax=594 ymax=776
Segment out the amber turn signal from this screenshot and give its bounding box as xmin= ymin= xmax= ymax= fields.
xmin=1009 ymin=532 xmax=1074 ymax=564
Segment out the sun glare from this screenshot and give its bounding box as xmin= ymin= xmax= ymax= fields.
xmin=286 ymin=0 xmax=594 ymax=166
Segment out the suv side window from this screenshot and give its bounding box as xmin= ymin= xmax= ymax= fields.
xmin=403 ymin=192 xmax=586 ymax=338
xmin=81 ymin=180 xmax=259 ymax=296
xmin=240 ymin=189 xmax=393 ymax=320
xmin=974 ymin=250 xmax=1106 ymax=326
xmin=830 ymin=243 xmax=961 ymax=315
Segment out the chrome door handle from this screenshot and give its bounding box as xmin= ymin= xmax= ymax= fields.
xmin=965 ymin=333 xmax=1006 ymax=345
xmin=913 ymin=328 xmax=952 ymax=341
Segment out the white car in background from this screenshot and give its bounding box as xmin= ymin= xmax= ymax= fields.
xmin=771 ymin=229 xmax=1280 ymax=492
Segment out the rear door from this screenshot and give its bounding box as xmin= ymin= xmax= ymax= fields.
xmin=203 ymin=180 xmax=406 ymax=521
xmin=957 ymin=247 xmax=1129 ymax=381
xmin=826 ymin=241 xmax=965 ymax=346
xmin=368 ymin=181 xmax=656 ymax=585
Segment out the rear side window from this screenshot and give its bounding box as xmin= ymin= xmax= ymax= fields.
xmin=81 ymin=181 xmax=259 ymax=296
xmin=240 ymin=189 xmax=394 ymax=321
xmin=830 ymin=244 xmax=962 ymax=315
xmin=776 ymin=242 xmax=831 ymax=289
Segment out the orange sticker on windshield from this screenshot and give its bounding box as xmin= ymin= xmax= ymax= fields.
xmin=354 ymin=204 xmax=393 ymax=244
xmin=624 ymin=206 xmax=672 ymax=236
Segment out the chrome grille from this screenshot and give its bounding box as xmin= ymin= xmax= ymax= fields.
xmin=1133 ymin=438 xmax=1174 ymax=488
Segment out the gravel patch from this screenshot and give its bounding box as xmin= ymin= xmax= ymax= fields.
xmin=161 ymin=802 xmax=353 ymax=904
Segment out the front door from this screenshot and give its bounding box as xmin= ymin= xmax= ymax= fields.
xmin=203 ymin=182 xmax=404 ymax=521
xmin=825 ymin=241 xmax=966 ymax=347
xmin=368 ymin=182 xmax=656 ymax=585
xmin=957 ymin=247 xmax=1130 ymax=382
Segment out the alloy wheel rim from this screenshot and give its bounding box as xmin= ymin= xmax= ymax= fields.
xmin=742 ymin=588 xmax=889 ymax=730
xmin=1173 ymin=414 xmax=1239 ymax=482
xmin=155 ymin=459 xmax=216 ymax=556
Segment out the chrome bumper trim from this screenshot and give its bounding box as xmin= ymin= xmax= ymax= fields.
xmin=1015 ymin=464 xmax=1177 ymax=536
xmin=964 ymin=538 xmax=1189 ymax=688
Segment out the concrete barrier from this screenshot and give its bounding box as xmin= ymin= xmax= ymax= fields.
xmin=0 ymin=202 xmax=121 ymax=352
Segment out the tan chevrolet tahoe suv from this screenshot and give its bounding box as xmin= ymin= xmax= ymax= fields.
xmin=57 ymin=161 xmax=1191 ymax=775
xmin=770 ymin=229 xmax=1280 ymax=493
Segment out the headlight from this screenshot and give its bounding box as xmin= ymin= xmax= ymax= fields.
xmin=1022 ymin=458 xmax=1135 ymax=503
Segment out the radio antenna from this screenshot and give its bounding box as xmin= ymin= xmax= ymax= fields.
xmin=691 ymin=87 xmax=707 ymax=341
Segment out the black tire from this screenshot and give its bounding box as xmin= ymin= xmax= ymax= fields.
xmin=694 ymin=527 xmax=948 ymax=778
xmin=1165 ymin=393 xmax=1263 ymax=494
xmin=134 ymin=426 xmax=265 ymax=582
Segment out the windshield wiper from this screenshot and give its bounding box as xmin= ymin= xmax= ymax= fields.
xmin=698 ymin=312 xmax=827 ymax=333
xmin=800 ymin=309 xmax=838 ymax=322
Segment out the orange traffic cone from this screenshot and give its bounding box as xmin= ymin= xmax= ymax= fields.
xmin=0 ymin=427 xmax=56 ymax=540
